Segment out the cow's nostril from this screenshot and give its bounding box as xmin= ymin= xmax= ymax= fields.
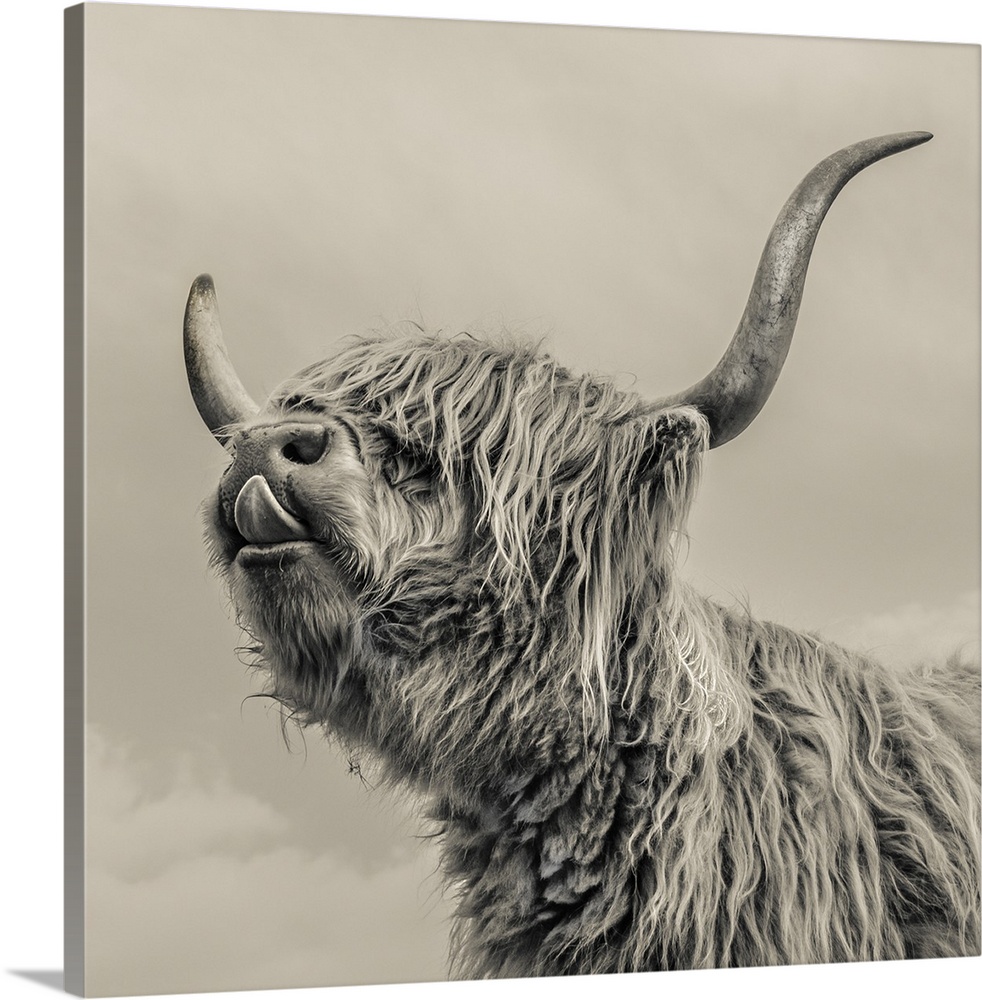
xmin=282 ymin=425 xmax=329 ymax=465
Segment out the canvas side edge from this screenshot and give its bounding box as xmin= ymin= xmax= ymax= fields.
xmin=64 ymin=4 xmax=86 ymax=997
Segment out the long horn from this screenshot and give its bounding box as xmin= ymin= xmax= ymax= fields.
xmin=183 ymin=274 xmax=259 ymax=446
xmin=655 ymin=131 xmax=932 ymax=448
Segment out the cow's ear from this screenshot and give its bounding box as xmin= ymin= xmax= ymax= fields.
xmin=632 ymin=407 xmax=708 ymax=486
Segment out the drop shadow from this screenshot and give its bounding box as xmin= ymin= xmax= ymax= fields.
xmin=8 ymin=971 xmax=66 ymax=993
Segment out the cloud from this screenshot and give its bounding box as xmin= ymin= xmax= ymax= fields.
xmin=88 ymin=728 xmax=291 ymax=881
xmin=86 ymin=846 xmax=449 ymax=996
xmin=85 ymin=728 xmax=449 ymax=995
xmin=823 ymin=589 xmax=980 ymax=670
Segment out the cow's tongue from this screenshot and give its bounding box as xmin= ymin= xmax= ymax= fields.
xmin=234 ymin=475 xmax=311 ymax=544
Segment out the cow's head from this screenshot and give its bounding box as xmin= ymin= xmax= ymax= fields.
xmin=186 ymin=132 xmax=931 ymax=786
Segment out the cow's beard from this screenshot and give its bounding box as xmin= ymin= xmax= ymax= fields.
xmin=217 ymin=521 xmax=379 ymax=732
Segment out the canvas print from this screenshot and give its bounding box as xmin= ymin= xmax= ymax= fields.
xmin=65 ymin=4 xmax=981 ymax=996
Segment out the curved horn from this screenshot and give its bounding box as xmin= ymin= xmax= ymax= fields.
xmin=655 ymin=131 xmax=932 ymax=448
xmin=183 ymin=274 xmax=259 ymax=446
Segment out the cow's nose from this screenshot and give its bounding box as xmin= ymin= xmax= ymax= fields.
xmin=278 ymin=424 xmax=330 ymax=465
xmin=234 ymin=422 xmax=331 ymax=468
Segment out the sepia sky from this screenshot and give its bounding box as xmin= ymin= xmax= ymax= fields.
xmin=75 ymin=4 xmax=978 ymax=996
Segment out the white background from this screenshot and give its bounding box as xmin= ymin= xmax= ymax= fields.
xmin=2 ymin=3 xmax=980 ymax=1000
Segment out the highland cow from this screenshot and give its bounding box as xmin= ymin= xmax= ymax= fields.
xmin=185 ymin=132 xmax=981 ymax=976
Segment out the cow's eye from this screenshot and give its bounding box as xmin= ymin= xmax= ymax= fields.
xmin=382 ymin=449 xmax=433 ymax=498
xmin=282 ymin=393 xmax=326 ymax=413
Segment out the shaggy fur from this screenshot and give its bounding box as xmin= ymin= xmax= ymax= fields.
xmin=204 ymin=333 xmax=981 ymax=976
